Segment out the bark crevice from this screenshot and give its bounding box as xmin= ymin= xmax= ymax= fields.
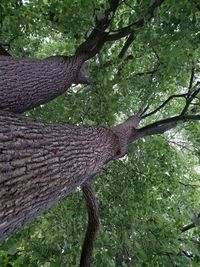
xmin=0 ymin=111 xmax=120 ymax=241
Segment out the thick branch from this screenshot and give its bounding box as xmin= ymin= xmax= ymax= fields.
xmin=76 ymin=0 xmax=165 ymax=58
xmin=118 ymin=33 xmax=135 ymax=59
xmin=80 ymin=181 xmax=99 ymax=267
xmin=182 ymin=212 xmax=200 ymax=233
xmin=135 ymin=114 xmax=200 ymax=140
xmin=181 ymin=223 xmax=196 ymax=233
xmin=110 ymin=109 xmax=199 ymax=159
xmin=111 ymin=111 xmax=144 ymax=158
xmin=75 ymin=0 xmax=120 ymax=57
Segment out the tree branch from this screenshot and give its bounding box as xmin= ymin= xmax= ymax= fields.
xmin=181 ymin=212 xmax=200 ymax=233
xmin=132 ymin=47 xmax=160 ymax=77
xmin=182 ymin=223 xmax=196 ymax=233
xmin=106 ymin=0 xmax=165 ymax=41
xmin=118 ymin=33 xmax=135 ymax=59
xmin=142 ymin=94 xmax=188 ymax=119
xmin=134 ymin=68 xmax=159 ymax=77
xmin=181 ymin=85 xmax=200 ymax=115
xmin=76 ymin=0 xmax=165 ymax=58
xmin=134 ymin=114 xmax=200 ymax=140
xmin=140 ymin=68 xmax=199 ymax=120
xmin=75 ymin=0 xmax=120 ymax=57
xmin=179 ymin=181 xmax=200 ymax=188
xmin=80 ymin=180 xmax=99 ymax=267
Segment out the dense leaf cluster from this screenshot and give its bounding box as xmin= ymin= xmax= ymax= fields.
xmin=0 ymin=0 xmax=199 ymax=266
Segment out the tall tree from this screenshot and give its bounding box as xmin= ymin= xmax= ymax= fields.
xmin=0 ymin=0 xmax=200 ymax=266
xmin=0 ymin=93 xmax=199 ymax=247
xmin=0 ymin=55 xmax=91 ymax=113
xmin=0 ymin=111 xmax=119 ymax=242
xmin=0 ymin=0 xmax=165 ymax=113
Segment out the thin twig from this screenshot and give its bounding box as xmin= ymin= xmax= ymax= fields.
xmin=179 ymin=181 xmax=200 ymax=188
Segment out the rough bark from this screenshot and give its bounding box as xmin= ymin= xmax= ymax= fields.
xmin=0 ymin=54 xmax=89 ymax=113
xmin=80 ymin=181 xmax=99 ymax=267
xmin=0 ymin=109 xmax=199 ymax=242
xmin=0 ymin=111 xmax=120 ymax=241
xmin=75 ymin=0 xmax=165 ymax=58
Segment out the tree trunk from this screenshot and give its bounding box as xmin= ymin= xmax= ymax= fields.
xmin=0 ymin=54 xmax=88 ymax=113
xmin=0 ymin=111 xmax=120 ymax=241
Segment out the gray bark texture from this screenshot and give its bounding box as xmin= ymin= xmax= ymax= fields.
xmin=0 ymin=111 xmax=120 ymax=241
xmin=80 ymin=181 xmax=99 ymax=267
xmin=0 ymin=54 xmax=89 ymax=113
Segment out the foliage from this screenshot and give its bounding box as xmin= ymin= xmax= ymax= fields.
xmin=0 ymin=0 xmax=200 ymax=266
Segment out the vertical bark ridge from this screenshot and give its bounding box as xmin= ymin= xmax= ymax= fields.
xmin=0 ymin=111 xmax=120 ymax=241
xmin=0 ymin=54 xmax=87 ymax=113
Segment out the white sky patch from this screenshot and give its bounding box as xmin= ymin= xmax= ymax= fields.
xmin=167 ymin=130 xmax=200 ymax=175
xmin=22 ymin=0 xmax=29 ymax=4
xmin=195 ymin=166 xmax=200 ymax=174
xmin=43 ymin=37 xmax=51 ymax=44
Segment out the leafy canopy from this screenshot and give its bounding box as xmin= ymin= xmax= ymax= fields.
xmin=0 ymin=0 xmax=200 ymax=266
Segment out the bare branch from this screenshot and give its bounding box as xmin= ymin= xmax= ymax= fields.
xmin=179 ymin=182 xmax=200 ymax=188
xmin=182 ymin=223 xmax=196 ymax=233
xmin=118 ymin=33 xmax=135 ymax=59
xmin=76 ymin=0 xmax=165 ymax=58
xmin=141 ymin=71 xmax=199 ymax=119
xmin=142 ymin=94 xmax=188 ymax=119
xmin=134 ymin=114 xmax=200 ymax=140
xmin=136 ymin=105 xmax=149 ymax=117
